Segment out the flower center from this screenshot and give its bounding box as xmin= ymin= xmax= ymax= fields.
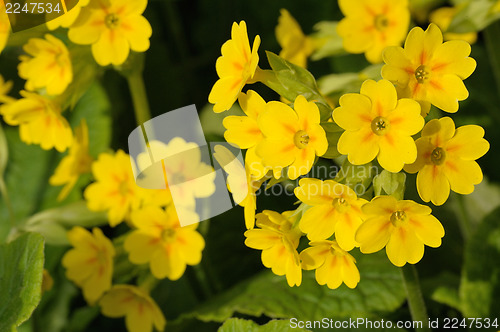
xmin=105 ymin=13 xmax=121 ymax=29
xmin=371 ymin=116 xmax=390 ymax=136
xmin=374 ymin=14 xmax=389 ymax=30
xmin=415 ymin=65 xmax=431 ymax=84
xmin=332 ymin=197 xmax=350 ymax=213
xmin=390 ymin=210 xmax=407 ymax=227
xmin=118 ymin=180 xmax=129 ymax=196
xmin=293 ymin=130 xmax=310 ymax=149
xmin=161 ymin=228 xmax=177 ymax=243
xmin=430 ymin=147 xmax=446 ymax=165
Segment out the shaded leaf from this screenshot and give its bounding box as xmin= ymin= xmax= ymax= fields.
xmin=218 ymin=318 xmax=309 ymax=332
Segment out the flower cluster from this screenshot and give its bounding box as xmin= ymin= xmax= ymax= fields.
xmin=210 ymin=8 xmax=488 ymax=290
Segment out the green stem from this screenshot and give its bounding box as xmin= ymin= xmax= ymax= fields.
xmin=401 ymin=265 xmax=431 ymax=332
xmin=454 ymin=193 xmax=472 ymax=241
xmin=0 ymin=177 xmax=15 ymax=226
xmin=126 ymin=72 xmax=152 ymax=126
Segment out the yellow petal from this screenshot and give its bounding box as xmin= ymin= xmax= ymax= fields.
xmin=362 ymin=195 xmax=397 ymax=216
xmin=355 ymin=216 xmax=392 ymax=253
xmin=177 ymin=229 xmax=205 ymax=265
xmin=444 ymin=158 xmax=483 ymax=195
xmin=121 ymin=15 xmax=152 ymax=52
xmin=124 ymin=232 xmax=159 ymax=264
xmin=397 ymin=200 xmax=432 ymax=215
xmin=294 ymin=178 xmax=334 ymax=205
xmin=404 ymin=137 xmax=434 ymax=174
xmin=431 ymin=40 xmax=476 ymax=79
xmin=417 ymin=165 xmax=450 ymax=206
xmin=208 ymin=76 xmax=243 ymax=113
xmin=388 ymin=98 xmax=424 ymax=135
xmin=405 ymin=24 xmax=442 ymax=65
xmin=125 ymin=304 xmax=154 ymax=332
xmin=340 ymin=255 xmax=360 ymax=289
xmin=338 ymin=127 xmax=379 ymax=165
xmin=409 ymin=214 xmax=444 ymax=248
xmin=287 ymin=146 xmax=315 ymax=180
xmin=334 ymin=93 xmax=373 ymax=131
xmin=426 ymin=74 xmax=468 ymax=113
xmin=422 ymin=117 xmax=455 ymax=146
xmin=223 ymin=115 xmax=262 ymax=149
xmin=299 ymin=243 xmax=329 ymax=270
xmin=377 ymin=132 xmax=417 ymax=172
xmin=258 ymin=101 xmax=299 ymax=139
xmin=335 ymin=211 xmax=363 ymax=251
xmin=256 ymin=139 xmax=296 ymax=168
xmin=360 ymin=79 xmax=397 ymax=116
xmin=238 ymin=90 xmax=266 ymax=119
xmin=92 ymin=29 xmax=130 ymax=66
xmin=386 ymin=225 xmax=425 ymax=266
xmin=244 ymin=229 xmax=281 ymax=250
xmin=445 ymin=125 xmax=489 ymax=161
xmin=299 ymin=205 xmax=337 ymax=241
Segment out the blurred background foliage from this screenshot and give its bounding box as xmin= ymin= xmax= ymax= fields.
xmin=1 ymin=0 xmax=500 ymax=331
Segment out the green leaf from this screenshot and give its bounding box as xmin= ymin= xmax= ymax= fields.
xmin=310 ymin=21 xmax=344 ymax=61
xmin=218 ymin=318 xmax=310 ymax=332
xmin=459 ymin=206 xmax=500 ymax=318
xmin=182 ymin=251 xmax=405 ymax=322
xmin=447 ymin=0 xmax=500 ymax=33
xmin=372 ymin=170 xmax=406 ymax=200
xmin=318 ymin=64 xmax=383 ymax=96
xmin=0 ymin=233 xmax=45 ymax=332
xmin=320 ymin=122 xmax=343 ymax=159
xmin=335 ymin=159 xmax=376 ymax=199
xmin=264 ymin=51 xmax=327 ymax=106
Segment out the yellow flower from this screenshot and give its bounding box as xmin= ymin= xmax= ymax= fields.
xmin=275 ymin=9 xmax=314 ymax=68
xmin=50 ymin=119 xmax=93 ymax=201
xmin=47 ymin=0 xmax=91 ymax=30
xmin=124 ymin=206 xmax=204 ymax=280
xmin=84 ymin=150 xmax=143 ymax=226
xmin=99 ymin=285 xmax=166 ymax=332
xmin=0 ymin=75 xmax=15 ymax=104
xmin=333 ymin=79 xmax=424 ymax=172
xmin=300 ymin=240 xmax=360 ymax=289
xmin=404 ymin=117 xmax=489 ymax=206
xmin=356 ymin=196 xmax=445 ymax=267
xmin=18 ymin=34 xmax=73 ymax=95
xmin=68 ymin=0 xmax=152 ymax=66
xmin=382 ymin=23 xmax=476 ymax=115
xmin=337 ymin=0 xmax=410 ymax=63
xmin=256 ymin=95 xmax=328 ymax=180
xmin=429 ymin=7 xmax=477 ymax=44
xmin=0 ymin=7 xmax=9 ymax=55
xmin=208 ymin=21 xmax=261 ymax=113
xmin=244 ymin=210 xmax=302 ymax=287
xmin=0 ymin=91 xmax=73 ymax=152
xmin=294 ymin=178 xmax=367 ymax=251
xmin=62 ymin=226 xmax=115 ymax=304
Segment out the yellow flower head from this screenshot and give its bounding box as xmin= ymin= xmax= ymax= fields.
xmin=356 ymin=196 xmax=445 ymax=267
xmin=0 ymin=6 xmax=9 ymax=55
xmin=0 ymin=91 xmax=73 ymax=152
xmin=294 ymin=178 xmax=367 ymax=251
xmin=99 ymin=285 xmax=166 ymax=332
xmin=429 ymin=7 xmax=477 ymax=45
xmin=84 ymin=150 xmax=142 ymax=226
xmin=382 ymin=23 xmax=476 ymax=115
xmin=0 ymin=75 xmax=14 ymax=104
xmin=124 ymin=205 xmax=204 ymax=280
xmin=404 ymin=117 xmax=489 ymax=206
xmin=275 ymin=9 xmax=314 ymax=68
xmin=47 ymin=0 xmax=91 ymax=30
xmin=62 ymin=226 xmax=115 ymax=304
xmin=208 ymin=21 xmax=261 ymax=113
xmin=256 ymin=95 xmax=328 ymax=180
xmin=68 ymin=0 xmax=152 ymax=66
xmin=18 ymin=34 xmax=73 ymax=96
xmin=244 ymin=210 xmax=302 ymax=287
xmin=333 ymin=79 xmax=424 ymax=172
xmin=337 ymin=0 xmax=410 ymax=64
xmin=300 ymin=240 xmax=360 ymax=289
xmin=50 ymin=119 xmax=93 ymax=201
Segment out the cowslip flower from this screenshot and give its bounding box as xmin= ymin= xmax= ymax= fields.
xmin=300 ymin=240 xmax=360 ymax=289
xmin=47 ymin=0 xmax=91 ymax=30
xmin=275 ymin=9 xmax=314 ymax=68
xmin=18 ymin=34 xmax=73 ymax=95
xmin=68 ymin=0 xmax=152 ymax=66
xmin=100 ymin=285 xmax=166 ymax=332
xmin=404 ymin=117 xmax=489 ymax=206
xmin=124 ymin=206 xmax=204 ymax=280
xmin=337 ymin=0 xmax=410 ymax=63
xmin=294 ymin=178 xmax=367 ymax=251
xmin=208 ymin=21 xmax=261 ymax=113
xmin=356 ymin=196 xmax=445 ymax=267
xmin=244 ymin=210 xmax=302 ymax=287
xmin=0 ymin=6 xmax=8 ymax=55
xmin=256 ymin=95 xmax=328 ymax=180
xmin=382 ymin=23 xmax=476 ymax=115
xmin=50 ymin=120 xmax=93 ymax=201
xmin=0 ymin=75 xmax=15 ymax=104
xmin=429 ymin=7 xmax=477 ymax=44
xmin=0 ymin=91 xmax=73 ymax=152
xmin=84 ymin=150 xmax=143 ymax=226
xmin=62 ymin=226 xmax=115 ymax=304
xmin=333 ymin=79 xmax=424 ymax=172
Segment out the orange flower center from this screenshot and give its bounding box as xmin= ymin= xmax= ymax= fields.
xmin=332 ymin=197 xmax=350 ymax=213
xmin=374 ymin=14 xmax=389 ymax=30
xmin=390 ymin=210 xmax=407 ymax=227
xmin=371 ymin=116 xmax=390 ymax=136
xmin=293 ymin=130 xmax=310 ymax=149
xmin=105 ymin=13 xmax=121 ymax=29
xmin=415 ymin=65 xmax=431 ymax=84
xmin=430 ymin=147 xmax=446 ymax=165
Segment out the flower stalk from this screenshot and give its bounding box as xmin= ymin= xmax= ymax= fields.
xmin=401 ymin=264 xmax=431 ymax=332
